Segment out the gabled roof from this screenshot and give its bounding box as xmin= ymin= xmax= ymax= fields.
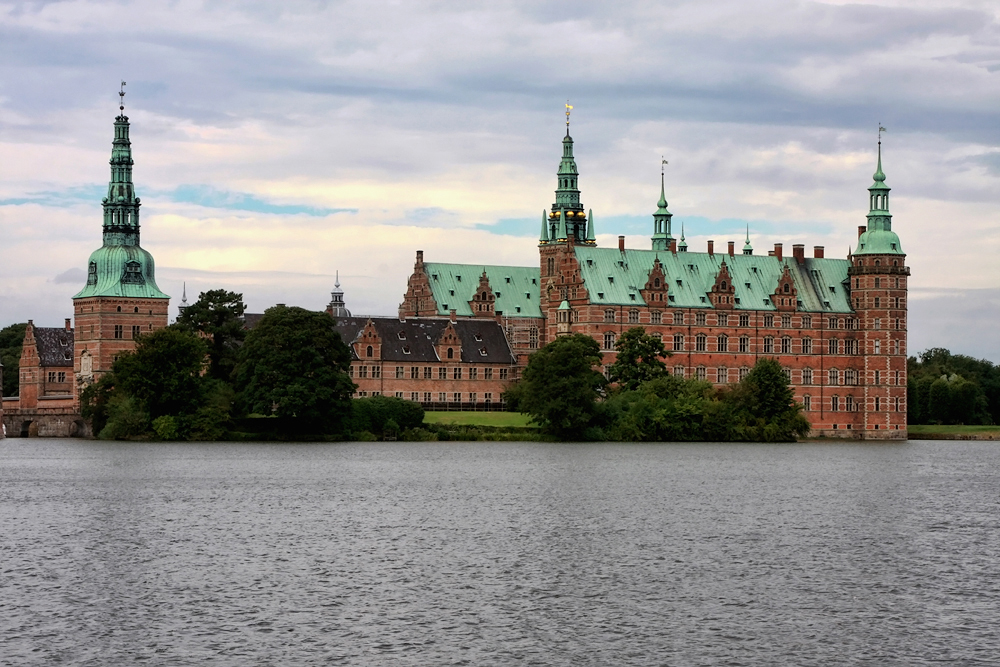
xmin=334 ymin=316 xmax=515 ymax=364
xmin=574 ymin=246 xmax=854 ymax=313
xmin=422 ymin=263 xmax=542 ymax=318
xmin=33 ymin=327 xmax=75 ymax=367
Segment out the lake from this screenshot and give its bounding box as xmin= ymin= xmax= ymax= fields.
xmin=1 ymin=439 xmax=997 ymax=665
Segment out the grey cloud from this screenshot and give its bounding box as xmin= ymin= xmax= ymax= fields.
xmin=53 ymin=267 xmax=86 ymax=284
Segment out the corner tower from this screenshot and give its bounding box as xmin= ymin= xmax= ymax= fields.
xmin=848 ymin=135 xmax=908 ymax=438
xmin=73 ymin=92 xmax=170 ymax=389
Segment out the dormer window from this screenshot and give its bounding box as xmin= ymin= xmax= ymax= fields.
xmin=531 ymin=278 xmax=537 ymax=285
xmin=403 ymin=346 xmax=411 ymax=354
xmin=597 ymin=292 xmax=604 ymax=299
xmin=608 ymin=276 xmax=614 ymax=283
xmin=397 ymin=331 xmax=406 ymax=340
xmin=456 ymin=275 xmax=462 ymax=281
xmin=676 ymin=279 xmax=682 ymax=287
xmin=479 ymin=348 xmax=488 ymax=356
xmin=474 ymin=334 xmax=483 ymax=342
xmin=432 ymin=273 xmax=438 ymax=280
xmin=449 ymin=290 xmax=455 ymax=296
xmin=121 ymin=260 xmax=144 ymax=285
xmin=87 ymin=262 xmax=98 ymax=286
xmin=505 ymin=277 xmax=511 ymax=283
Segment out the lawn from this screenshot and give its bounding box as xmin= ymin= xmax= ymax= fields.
xmin=423 ymin=411 xmax=536 ymax=428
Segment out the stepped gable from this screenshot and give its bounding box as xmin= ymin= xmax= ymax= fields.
xmin=33 ymin=327 xmax=75 ymax=366
xmin=333 ymin=317 xmax=514 ymax=364
xmin=709 ymin=260 xmax=735 ymax=309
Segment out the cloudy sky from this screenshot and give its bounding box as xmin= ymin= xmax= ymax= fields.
xmin=1 ymin=0 xmax=998 ymax=360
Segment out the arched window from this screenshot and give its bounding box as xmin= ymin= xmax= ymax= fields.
xmin=116 ymin=306 xmax=122 ymax=312
xmin=447 ymin=347 xmax=454 ymax=359
xmin=875 ymin=260 xmax=881 ymax=266
xmin=717 ymin=334 xmax=728 ymax=352
xmin=654 ymin=278 xmax=661 ymax=288
xmin=696 ymin=334 xmax=707 ymax=351
xmin=781 ymin=336 xmax=791 ymax=354
xmin=783 ymin=283 xmax=790 ymax=293
xmin=366 ymin=345 xmax=373 ymax=358
xmin=134 ymin=306 xmax=139 ymax=313
xmin=763 ymin=336 xmax=774 ymax=353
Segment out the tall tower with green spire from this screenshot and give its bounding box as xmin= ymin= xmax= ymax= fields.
xmin=73 ymin=85 xmax=170 ymax=390
xmin=542 ymin=104 xmax=595 ymax=246
xmin=847 ymin=130 xmax=909 ymax=437
xmin=651 ymin=166 xmax=674 ymax=251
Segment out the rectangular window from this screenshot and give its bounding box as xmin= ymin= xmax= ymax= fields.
xmin=739 ymin=314 xmax=749 ymax=328
xmin=438 ymin=367 xmax=448 ymax=380
xmin=629 ymin=310 xmax=639 ymax=324
xmin=829 ymin=339 xmax=839 ymax=355
xmin=802 ymin=368 xmax=813 ymax=385
xmin=359 ymin=366 xmax=368 ymax=378
xmin=739 ymin=336 xmax=749 ymax=353
xmin=485 ymin=393 xmax=493 ymax=402
xmin=411 ymin=367 xmax=420 ymax=379
xmin=396 ymin=366 xmax=405 ymax=379
xmin=651 ymin=311 xmax=661 ymax=324
xmin=875 ymin=370 xmax=881 ymax=385
xmin=874 ymin=297 xmax=881 ymax=308
xmin=828 ymin=317 xmax=837 ymax=329
xmin=395 ymin=391 xmax=404 ymax=398
xmin=484 ymin=367 xmax=493 ymax=380
xmin=48 ymin=371 xmax=56 ymax=382
xmin=831 ymin=396 xmax=839 ymax=411
xmin=529 ymin=327 xmax=539 ymax=349
xmin=782 ymin=368 xmax=791 ymax=383
xmin=717 ymin=367 xmax=728 ymax=383
xmin=829 ymin=369 xmax=839 ymax=385
xmin=696 ymin=312 xmax=706 ymax=326
xmin=674 ymin=366 xmax=685 ymax=378
xmin=674 ymin=311 xmax=684 ymax=325
xmin=802 ymin=315 xmax=812 ymax=328
xmin=604 ymin=309 xmax=616 ymax=323
xmin=781 ymin=337 xmax=791 ymax=354
xmin=114 ymin=324 xmax=123 ymax=339
xmin=470 ymin=367 xmax=478 ymax=380
xmin=673 ymin=334 xmax=684 ymax=352
xmin=469 ymin=392 xmax=477 ymax=403
xmin=423 ymin=392 xmax=432 ymax=403
xmin=781 ymin=315 xmax=791 ymax=328
xmin=846 ymin=395 xmax=854 ymax=412
xmin=424 ymin=367 xmax=433 ymax=379
xmin=453 ymin=368 xmax=462 ymax=380
xmin=604 ymin=333 xmax=616 ymax=350
xmin=739 ymin=367 xmax=750 ymax=381
xmin=696 ymin=335 xmax=706 ymax=352
xmin=696 ymin=367 xmax=707 ymax=381
xmin=763 ymin=337 xmax=774 ymax=354
xmin=372 ymin=366 xmax=381 ymax=379
xmin=803 ymin=395 xmax=811 ymax=411
xmin=438 ymin=392 xmax=447 ymax=402
xmin=358 ymin=391 xmax=368 ymax=397
xmin=802 ymin=337 xmax=812 ymax=354
xmin=500 ymin=368 xmax=508 ymax=380
xmin=764 ymin=314 xmax=774 ymax=328
xmin=845 ymin=369 xmax=857 ymax=385
xmin=410 ymin=392 xmax=419 ymax=401
xmin=131 ymin=325 xmax=141 ymax=339
xmin=717 ymin=314 xmax=728 ymax=327
xmin=453 ymin=392 xmax=461 ymax=403
xmin=875 ymin=396 xmax=881 ymax=411
xmin=717 ymin=335 xmax=728 ymax=352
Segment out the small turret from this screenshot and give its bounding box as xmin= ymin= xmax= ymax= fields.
xmin=651 ymin=167 xmax=674 ymax=252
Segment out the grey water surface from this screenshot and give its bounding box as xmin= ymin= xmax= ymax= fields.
xmin=1 ymin=439 xmax=997 ymax=666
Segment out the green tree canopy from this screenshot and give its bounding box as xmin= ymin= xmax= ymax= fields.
xmin=234 ymin=305 xmax=356 ymax=434
xmin=607 ymin=326 xmax=670 ymax=391
xmin=176 ymin=289 xmax=247 ymax=380
xmin=517 ymin=333 xmax=607 ymax=439
xmin=908 ymin=348 xmax=997 ymax=425
xmin=0 ymin=322 xmax=27 ymax=399
xmin=112 ymin=325 xmax=209 ymax=419
xmin=720 ymin=357 xmax=811 ymax=441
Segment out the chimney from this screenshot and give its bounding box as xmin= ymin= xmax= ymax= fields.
xmin=618 ymin=235 xmax=625 ymax=252
xmin=774 ymin=243 xmax=783 ymax=261
xmin=449 ymin=309 xmax=457 ymax=323
xmin=65 ymin=318 xmax=72 ymax=331
xmin=416 ymin=250 xmax=424 ymax=267
xmin=670 ymin=240 xmax=677 ymax=254
xmin=707 ymin=240 xmax=714 ymax=256
xmin=793 ymin=244 xmax=805 ymax=264
xmin=728 ymin=241 xmax=735 ymax=257
xmin=814 ymin=246 xmax=825 ymax=259
xmin=858 ymin=226 xmax=866 ymax=239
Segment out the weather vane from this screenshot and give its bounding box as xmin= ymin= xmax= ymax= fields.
xmin=565 ymin=101 xmax=573 ymax=127
xmin=661 ymin=156 xmax=668 ymax=174
xmin=878 ymin=123 xmax=886 ymax=142
xmin=119 ymin=81 xmax=126 ymax=112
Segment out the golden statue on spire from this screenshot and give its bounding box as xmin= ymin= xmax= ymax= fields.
xmin=565 ymin=101 xmax=573 ymax=127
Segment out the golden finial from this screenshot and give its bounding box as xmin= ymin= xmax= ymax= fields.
xmin=119 ymin=81 xmax=126 ymax=112
xmin=565 ymin=101 xmax=573 ymax=127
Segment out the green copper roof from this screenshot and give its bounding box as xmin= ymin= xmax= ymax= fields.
xmin=422 ymin=263 xmax=542 ymax=318
xmin=74 ymin=112 xmax=168 ymax=300
xmin=651 ymin=173 xmax=674 ymax=251
xmin=855 ymin=141 xmax=903 ymax=256
xmin=573 ymin=246 xmax=854 ymax=313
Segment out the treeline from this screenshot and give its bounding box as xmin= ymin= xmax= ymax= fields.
xmin=83 ymin=290 xmax=412 ymax=440
xmin=0 ymin=322 xmax=26 ymax=398
xmin=907 ymin=348 xmax=999 ymax=425
xmin=504 ymin=329 xmax=811 ymax=442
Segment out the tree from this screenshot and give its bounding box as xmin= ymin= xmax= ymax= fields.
xmin=234 ymin=305 xmax=356 ymax=434
xmin=113 ymin=326 xmax=209 ymax=420
xmin=176 ymin=289 xmax=247 ymax=381
xmin=721 ymin=358 xmax=811 ymax=442
xmin=607 ymin=326 xmax=670 ymax=391
xmin=0 ymin=322 xmax=27 ymax=398
xmin=517 ymin=333 xmax=607 ymax=439
xmin=351 ymin=395 xmax=425 ymax=437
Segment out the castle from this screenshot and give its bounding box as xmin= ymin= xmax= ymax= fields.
xmin=1 ymin=105 xmax=908 ymax=440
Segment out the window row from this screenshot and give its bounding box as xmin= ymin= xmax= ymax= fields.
xmin=601 ymin=332 xmax=904 ymax=356
xmin=805 ymin=395 xmax=904 ymax=412
xmin=350 ymin=366 xmax=511 ymax=381
xmin=356 ymin=391 xmax=499 ymax=404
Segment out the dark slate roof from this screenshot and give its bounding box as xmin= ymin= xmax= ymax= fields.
xmin=333 ymin=316 xmax=515 ymax=364
xmin=243 ymin=313 xmax=265 ymax=330
xmin=34 ymin=327 xmax=75 ymax=367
